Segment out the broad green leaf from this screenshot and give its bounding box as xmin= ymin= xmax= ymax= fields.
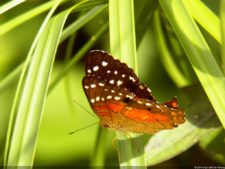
xmin=199 ymin=128 xmax=225 ymax=165
xmin=146 ymin=85 xmax=221 ymax=165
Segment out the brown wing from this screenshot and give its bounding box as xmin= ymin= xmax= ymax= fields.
xmin=85 ymin=50 xmax=155 ymax=100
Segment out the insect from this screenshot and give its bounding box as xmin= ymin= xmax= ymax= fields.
xmin=82 ymin=50 xmax=185 ymax=133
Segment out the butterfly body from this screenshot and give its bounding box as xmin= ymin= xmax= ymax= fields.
xmin=82 ymin=50 xmax=185 ymax=134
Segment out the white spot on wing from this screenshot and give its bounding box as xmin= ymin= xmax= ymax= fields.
xmin=101 ymin=97 xmax=105 ymax=101
xmin=96 ymin=96 xmax=100 ymax=102
xmin=84 ymin=85 xmax=89 ymax=89
xmin=106 ymin=95 xmax=112 ymax=99
xmin=139 ymin=84 xmax=144 ymax=89
xmin=145 ymin=103 xmax=151 ymax=106
xmin=117 ymin=80 xmax=123 ymax=86
xmin=109 ymin=79 xmax=115 ymax=84
xmin=107 ymin=70 xmax=111 ymax=74
xmin=111 ymin=90 xmax=115 ymax=93
xmin=98 ymin=82 xmax=104 ymax=86
xmin=87 ymin=69 xmax=91 ymax=73
xmin=102 ymin=61 xmax=108 ymax=67
xmin=114 ymin=96 xmax=121 ymax=100
xmin=93 ymin=65 xmax=99 ymax=71
xmin=137 ymin=100 xmax=143 ymax=104
xmin=156 ymin=105 xmax=161 ymax=109
xmin=90 ymin=99 xmax=95 ymax=103
xmin=90 ymin=84 xmax=96 ymax=88
xmin=129 ymin=76 xmax=136 ymax=82
xmin=122 ymin=74 xmax=126 ymax=78
xmin=126 ymin=94 xmax=134 ymax=99
xmin=114 ymin=70 xmax=118 ymax=75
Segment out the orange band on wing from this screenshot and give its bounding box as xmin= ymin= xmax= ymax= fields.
xmin=94 ymin=102 xmax=125 ymax=117
xmin=94 ymin=102 xmax=169 ymax=122
xmin=123 ymin=109 xmax=169 ymax=122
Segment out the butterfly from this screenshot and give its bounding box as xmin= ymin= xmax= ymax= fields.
xmin=82 ymin=50 xmax=185 ymax=133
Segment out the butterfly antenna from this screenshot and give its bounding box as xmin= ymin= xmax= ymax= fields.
xmin=73 ymin=99 xmax=97 ymax=119
xmin=69 ymin=122 xmax=98 ymax=135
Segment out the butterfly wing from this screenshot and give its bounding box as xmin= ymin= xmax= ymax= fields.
xmin=82 ymin=76 xmax=185 ymax=133
xmin=82 ymin=50 xmax=185 ymax=133
xmin=85 ymin=50 xmax=155 ymax=100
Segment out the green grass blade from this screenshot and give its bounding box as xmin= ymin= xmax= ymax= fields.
xmin=63 ymin=33 xmax=77 ymax=113
xmin=0 ymin=0 xmax=25 ymax=15
xmin=159 ymin=0 xmax=225 ymax=128
xmin=4 ymin=0 xmax=94 ymax=166
xmin=135 ymin=0 xmax=158 ymax=46
xmin=221 ymin=0 xmax=225 ymax=73
xmin=154 ymin=11 xmax=191 ymax=87
xmin=60 ymin=4 xmax=107 ymax=42
xmin=49 ymin=22 xmax=108 ymax=92
xmin=0 ymin=4 xmax=107 ymax=93
xmin=109 ymin=0 xmax=146 ymax=167
xmin=4 ymin=0 xmax=63 ymax=166
xmin=0 ymin=0 xmax=61 ymax=36
xmin=90 ymin=128 xmax=108 ymax=166
xmin=5 ymin=4 xmax=67 ymax=167
xmin=109 ymin=0 xmax=137 ymax=72
xmin=0 ymin=63 xmax=23 ymax=92
xmin=183 ymin=0 xmax=221 ymax=44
